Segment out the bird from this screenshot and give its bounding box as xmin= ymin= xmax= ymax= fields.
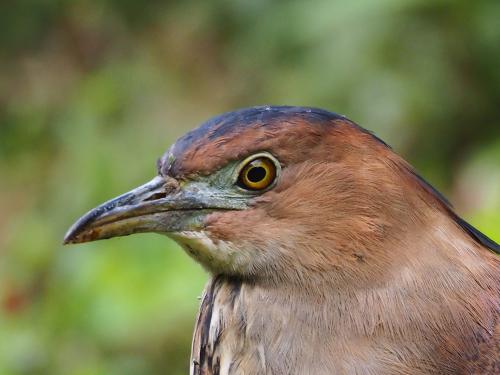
xmin=64 ymin=106 xmax=499 ymax=375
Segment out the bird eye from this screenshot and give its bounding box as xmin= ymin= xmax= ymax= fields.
xmin=237 ymin=156 xmax=277 ymax=191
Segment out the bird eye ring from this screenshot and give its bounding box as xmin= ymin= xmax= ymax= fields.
xmin=236 ymin=154 xmax=278 ymax=191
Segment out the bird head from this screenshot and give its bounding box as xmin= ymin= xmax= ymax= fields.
xmin=64 ymin=106 xmax=498 ymax=286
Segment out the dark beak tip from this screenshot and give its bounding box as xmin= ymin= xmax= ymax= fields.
xmin=63 ymin=218 xmax=110 ymax=245
xmin=62 ymin=219 xmax=82 ymax=245
xmin=63 ymin=210 xmax=101 ymax=245
xmin=62 ymin=233 xmax=91 ymax=246
xmin=62 ymin=236 xmax=76 ymax=245
xmin=62 ymin=230 xmax=79 ymax=245
xmin=63 ymin=228 xmax=93 ymax=245
xmin=62 ymin=223 xmax=92 ymax=245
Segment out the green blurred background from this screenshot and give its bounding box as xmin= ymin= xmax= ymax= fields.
xmin=0 ymin=1 xmax=499 ymax=374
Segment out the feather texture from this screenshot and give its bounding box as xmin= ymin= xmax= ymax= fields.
xmin=157 ymin=106 xmax=500 ymax=374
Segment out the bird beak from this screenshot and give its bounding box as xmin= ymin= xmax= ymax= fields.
xmin=63 ymin=176 xmax=246 ymax=245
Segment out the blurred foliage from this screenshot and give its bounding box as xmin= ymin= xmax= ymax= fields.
xmin=0 ymin=0 xmax=499 ymax=374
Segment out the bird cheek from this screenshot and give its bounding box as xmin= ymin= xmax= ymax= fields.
xmin=203 ymin=209 xmax=267 ymax=243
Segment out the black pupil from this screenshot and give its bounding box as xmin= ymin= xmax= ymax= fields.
xmin=247 ymin=166 xmax=267 ymax=183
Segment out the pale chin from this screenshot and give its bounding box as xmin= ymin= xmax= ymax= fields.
xmin=168 ymin=231 xmax=247 ymax=275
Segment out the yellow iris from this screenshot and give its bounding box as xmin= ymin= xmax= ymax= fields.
xmin=238 ymin=157 xmax=276 ymax=190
